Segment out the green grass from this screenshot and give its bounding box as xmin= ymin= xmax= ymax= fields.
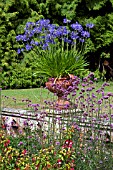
xmin=1 ymin=87 xmax=55 ymax=109
xmin=1 ymin=81 xmax=113 ymax=109
xmin=2 ymin=88 xmax=49 ymax=102
xmin=94 ymin=81 xmax=113 ymax=92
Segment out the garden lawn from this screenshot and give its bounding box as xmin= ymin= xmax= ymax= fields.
xmin=1 ymin=81 xmax=113 ymax=109
xmin=1 ymin=87 xmax=55 ymax=109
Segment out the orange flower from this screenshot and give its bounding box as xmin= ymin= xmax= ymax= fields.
xmin=24 ymin=164 xmax=30 ymax=170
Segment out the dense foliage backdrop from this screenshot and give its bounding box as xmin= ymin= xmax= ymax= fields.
xmin=0 ymin=0 xmax=113 ymax=89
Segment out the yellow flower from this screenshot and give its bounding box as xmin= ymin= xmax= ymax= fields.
xmin=60 ymin=148 xmax=66 ymax=156
xmin=65 ymin=163 xmax=71 ymax=169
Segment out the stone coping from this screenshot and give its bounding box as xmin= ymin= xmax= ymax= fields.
xmin=1 ymin=107 xmax=113 ymax=129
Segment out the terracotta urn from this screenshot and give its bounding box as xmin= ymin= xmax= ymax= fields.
xmin=45 ymin=74 xmax=75 ymax=109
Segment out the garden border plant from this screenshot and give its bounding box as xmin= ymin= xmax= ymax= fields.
xmin=16 ymin=18 xmax=95 ymax=108
xmin=16 ymin=18 xmax=94 ymax=79
xmin=1 ymin=73 xmax=113 ymax=169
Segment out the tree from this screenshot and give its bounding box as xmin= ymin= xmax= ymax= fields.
xmin=0 ymin=0 xmax=43 ymax=88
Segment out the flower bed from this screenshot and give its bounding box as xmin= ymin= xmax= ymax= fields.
xmin=1 ymin=74 xmax=113 ymax=169
xmin=0 ymin=124 xmax=113 ymax=170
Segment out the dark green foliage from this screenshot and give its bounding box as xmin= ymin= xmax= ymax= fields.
xmin=0 ymin=0 xmax=43 ymax=89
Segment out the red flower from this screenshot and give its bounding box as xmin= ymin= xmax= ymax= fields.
xmin=36 ymin=163 xmax=40 ymax=169
xmin=57 ymin=159 xmax=62 ymax=165
xmin=32 ymin=157 xmax=36 ymax=162
xmin=64 ymin=139 xmax=73 ymax=148
xmin=65 ymin=139 xmax=70 ymax=145
xmin=21 ymin=149 xmax=27 ymax=155
xmin=4 ymin=139 xmax=10 ymax=147
xmin=2 ymin=125 xmax=6 ymax=129
xmin=54 ymin=151 xmax=56 ymax=155
xmin=71 ymin=159 xmax=74 ymax=163
xmin=69 ymin=141 xmax=73 ymax=148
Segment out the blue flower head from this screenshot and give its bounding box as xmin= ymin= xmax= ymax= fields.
xmin=79 ymin=38 xmax=85 ymax=43
xmin=25 ymin=22 xmax=35 ymax=30
xmin=42 ymin=43 xmax=49 ymax=50
xmin=30 ymin=40 xmax=35 ymax=45
xmin=71 ymin=22 xmax=83 ymax=32
xmin=34 ymin=41 xmax=39 ymax=46
xmin=16 ymin=18 xmax=94 ymax=54
xmin=25 ymin=44 xmax=32 ymax=51
xmin=81 ymin=31 xmax=90 ymax=38
xmin=63 ymin=37 xmax=72 ymax=44
xmin=16 ymin=35 xmax=24 ymax=41
xmin=63 ymin=18 xmax=71 ymax=24
xmin=86 ymin=23 xmax=94 ymax=28
xmin=36 ymin=19 xmax=50 ymax=28
xmin=17 ymin=49 xmax=21 ymax=54
xmin=71 ymin=31 xmax=79 ymax=40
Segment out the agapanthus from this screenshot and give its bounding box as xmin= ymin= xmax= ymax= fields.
xmin=16 ymin=18 xmax=94 ymax=56
xmin=63 ymin=18 xmax=71 ymax=24
xmin=86 ymin=23 xmax=94 ymax=28
xmin=81 ymin=31 xmax=90 ymax=38
xmin=71 ymin=22 xmax=83 ymax=32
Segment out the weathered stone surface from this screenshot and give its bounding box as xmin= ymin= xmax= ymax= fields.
xmin=1 ymin=108 xmax=113 ymax=142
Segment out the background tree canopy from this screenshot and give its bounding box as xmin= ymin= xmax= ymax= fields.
xmin=0 ymin=0 xmax=113 ymax=89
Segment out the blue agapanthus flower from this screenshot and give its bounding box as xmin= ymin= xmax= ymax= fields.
xmin=71 ymin=31 xmax=79 ymax=40
xmin=25 ymin=44 xmax=32 ymax=51
xmin=17 ymin=49 xmax=21 ymax=54
xmin=81 ymin=31 xmax=90 ymax=38
xmin=63 ymin=18 xmax=71 ymax=24
xmin=16 ymin=18 xmax=94 ymax=54
xmin=86 ymin=23 xmax=94 ymax=28
xmin=71 ymin=22 xmax=83 ymax=32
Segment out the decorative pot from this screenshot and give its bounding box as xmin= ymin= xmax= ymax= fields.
xmin=45 ymin=74 xmax=75 ymax=109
